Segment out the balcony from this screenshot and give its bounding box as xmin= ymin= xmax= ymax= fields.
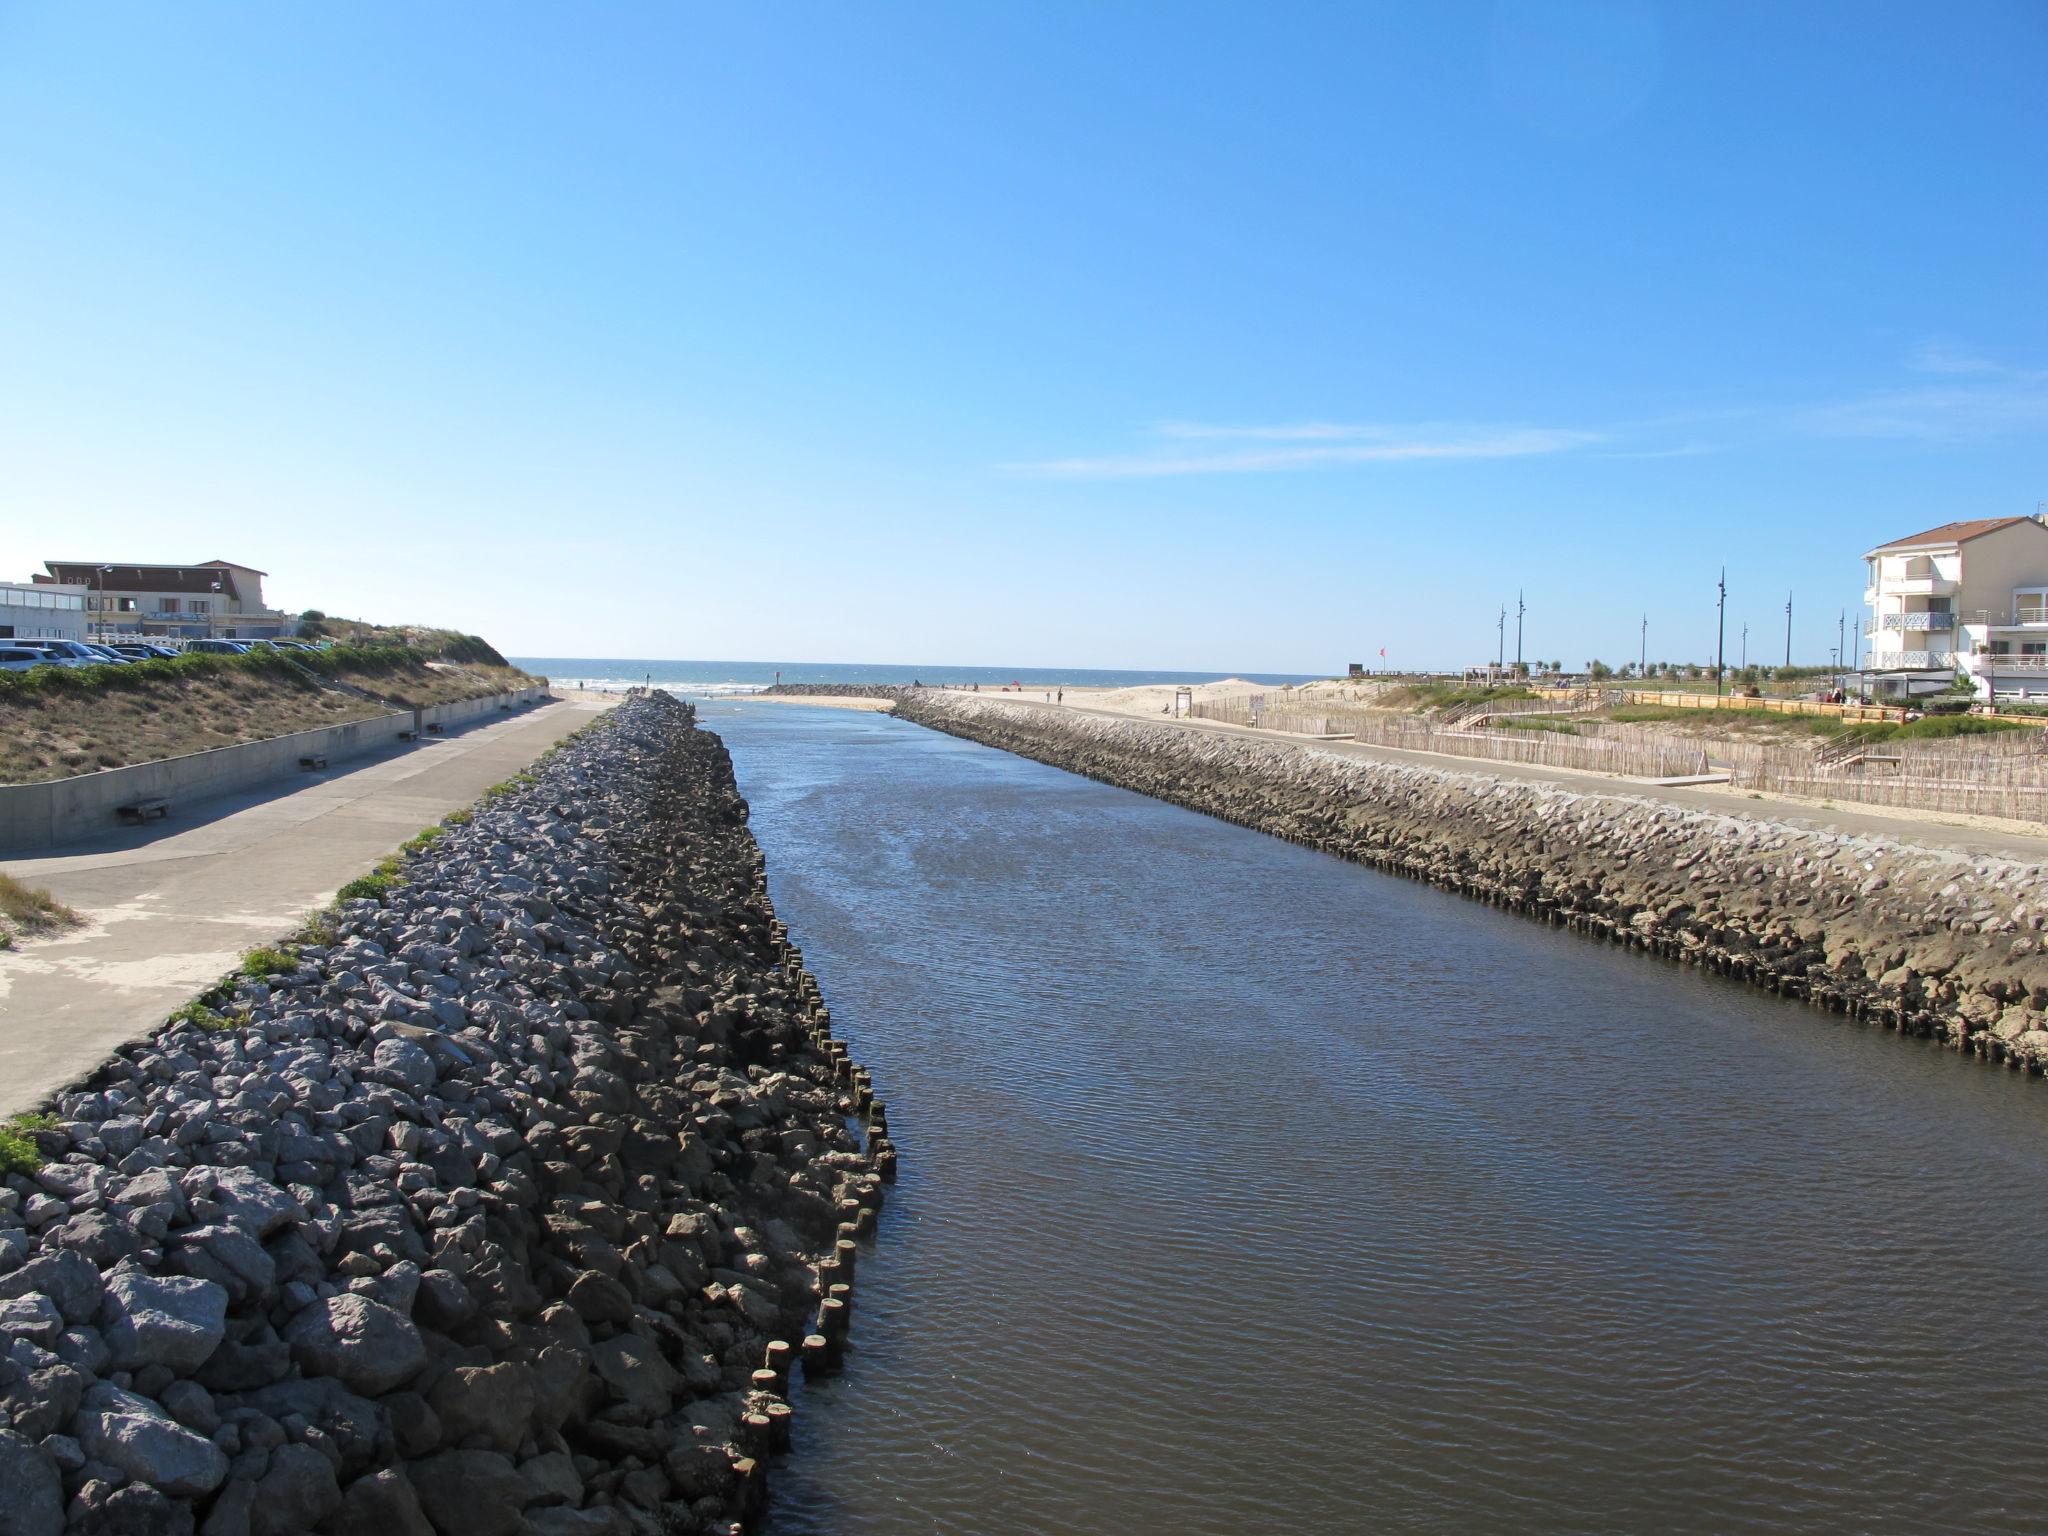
xmin=1967 ymin=653 xmax=2048 ymax=674
xmin=1878 ymin=612 xmax=1955 ymax=631
xmin=1871 ymin=576 xmax=1959 ymax=598
xmin=1868 ymin=650 xmax=1956 ymax=671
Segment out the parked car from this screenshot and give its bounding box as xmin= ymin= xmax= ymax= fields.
xmin=0 ymin=646 xmax=57 ymax=672
xmin=79 ymin=643 xmax=134 ymax=664
xmin=268 ymin=639 xmax=319 ymax=652
xmin=11 ymin=639 xmax=104 ymax=666
xmin=182 ymin=638 xmax=252 ymax=655
xmin=108 ymin=643 xmax=180 ymax=660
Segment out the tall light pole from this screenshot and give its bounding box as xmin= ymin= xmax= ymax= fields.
xmin=1639 ymin=614 xmax=1647 ymax=679
xmin=1741 ymin=622 xmax=1748 ymax=672
xmin=1837 ymin=609 xmax=1845 ymax=690
xmin=1715 ymin=567 xmax=1727 ymax=696
xmin=1784 ymin=591 xmax=1793 ymax=669
xmin=1496 ymin=605 xmax=1505 ymax=673
xmin=1515 ymin=591 xmax=1525 ymax=672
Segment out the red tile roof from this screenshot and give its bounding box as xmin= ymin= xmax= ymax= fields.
xmin=1870 ymin=516 xmax=2040 ymax=551
xmin=40 ymin=563 xmax=246 ymax=600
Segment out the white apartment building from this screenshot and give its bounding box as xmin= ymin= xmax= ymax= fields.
xmin=1862 ymin=515 xmax=2048 ymax=701
xmin=34 ymin=559 xmax=294 ymax=640
xmin=0 ymin=580 xmax=87 ymax=641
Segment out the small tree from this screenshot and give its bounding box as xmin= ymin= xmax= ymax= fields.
xmin=1588 ymin=659 xmax=1613 ymax=681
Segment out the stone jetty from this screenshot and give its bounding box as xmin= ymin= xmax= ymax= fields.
xmin=893 ymin=691 xmax=2048 ymax=1064
xmin=0 ymin=692 xmax=887 ymax=1535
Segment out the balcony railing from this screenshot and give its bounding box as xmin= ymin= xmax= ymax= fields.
xmin=1967 ymin=653 xmax=2048 ymax=674
xmin=1879 ymin=612 xmax=1955 ymax=631
xmin=1869 ymin=650 xmax=1957 ymax=670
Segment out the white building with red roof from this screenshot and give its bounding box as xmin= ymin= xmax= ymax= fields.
xmin=32 ymin=559 xmax=294 ymax=641
xmin=1862 ymin=515 xmax=2048 ymax=700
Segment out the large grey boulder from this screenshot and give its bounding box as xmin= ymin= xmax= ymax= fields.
xmin=282 ymin=1295 xmax=424 ymax=1396
xmin=588 ymin=1333 xmax=678 ymax=1422
xmin=370 ymin=1039 xmax=437 ymax=1096
xmin=248 ymin=1443 xmax=340 ymax=1536
xmin=0 ymin=1293 xmax=63 ymax=1348
xmin=426 ymin=1362 xmax=532 ymax=1454
xmin=405 ymin=1449 xmax=528 ymax=1536
xmin=321 ymin=1468 xmax=434 ymax=1536
xmin=0 ymin=1249 xmax=103 ymax=1323
xmin=100 ymin=1271 xmax=228 ymax=1374
xmin=164 ymin=1225 xmax=276 ymax=1306
xmin=0 ymin=1428 xmax=63 ymax=1536
xmin=74 ymin=1382 xmax=229 ymax=1499
xmin=210 ymin=1169 xmax=304 ymax=1238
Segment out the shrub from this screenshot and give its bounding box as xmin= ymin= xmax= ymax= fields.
xmin=239 ymin=945 xmax=296 ymax=979
xmin=0 ymin=1117 xmax=53 ymax=1176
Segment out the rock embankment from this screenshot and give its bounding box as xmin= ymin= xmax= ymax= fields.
xmin=0 ymin=692 xmax=890 ymax=1536
xmin=896 ymin=692 xmax=2048 ymax=1064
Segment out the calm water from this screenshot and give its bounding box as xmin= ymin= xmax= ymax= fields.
xmin=510 ymin=656 xmax=1319 ymax=696
xmin=708 ymin=701 xmax=2048 ymax=1536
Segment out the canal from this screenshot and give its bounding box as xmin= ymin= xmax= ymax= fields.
xmin=705 ymin=699 xmax=2048 ymax=1535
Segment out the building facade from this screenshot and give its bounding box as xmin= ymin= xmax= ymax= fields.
xmin=35 ymin=560 xmax=294 ymax=640
xmin=1862 ymin=516 xmax=2048 ymax=701
xmin=0 ymin=581 xmax=87 ymax=641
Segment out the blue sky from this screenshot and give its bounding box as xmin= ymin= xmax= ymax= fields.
xmin=1 ymin=2 xmax=2042 ymax=671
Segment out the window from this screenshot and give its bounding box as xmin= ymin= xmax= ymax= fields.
xmin=118 ymin=597 xmax=136 ymax=612
xmin=162 ymin=598 xmax=179 ymax=614
xmin=190 ymin=598 xmax=210 ymax=614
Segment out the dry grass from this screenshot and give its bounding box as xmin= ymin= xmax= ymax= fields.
xmin=0 ymin=871 xmax=82 ymax=947
xmin=0 ymin=655 xmax=533 ymax=784
xmin=334 ymin=661 xmax=533 ymax=710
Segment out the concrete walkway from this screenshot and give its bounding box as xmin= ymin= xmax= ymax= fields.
xmin=0 ymin=697 xmax=613 ymax=1118
xmin=943 ymin=694 xmax=2048 ymax=863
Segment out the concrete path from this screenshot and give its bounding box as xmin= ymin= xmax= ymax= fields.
xmin=945 ymin=695 xmax=2048 ymax=863
xmin=0 ymin=697 xmax=613 ymax=1118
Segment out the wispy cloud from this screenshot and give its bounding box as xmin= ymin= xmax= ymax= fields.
xmin=1019 ymin=422 xmax=1601 ymax=479
xmin=1796 ymin=341 xmax=2048 ymax=439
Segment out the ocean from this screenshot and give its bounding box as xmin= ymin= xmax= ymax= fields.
xmin=507 ymin=657 xmax=1323 ymax=696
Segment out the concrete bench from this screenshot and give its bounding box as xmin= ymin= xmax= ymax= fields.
xmin=298 ymin=754 xmax=328 ymax=770
xmin=117 ymin=798 xmax=170 ymax=824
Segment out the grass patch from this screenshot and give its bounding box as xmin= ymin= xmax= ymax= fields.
xmin=0 ymin=872 xmax=79 ymax=931
xmin=166 ymin=998 xmax=234 ymax=1031
xmin=239 ymin=945 xmax=297 ymax=979
xmin=1389 ymin=683 xmax=1538 ymax=711
xmin=0 ymin=1114 xmax=56 ymax=1176
xmin=0 ymin=871 xmax=83 ymax=947
xmin=1493 ymin=716 xmax=1580 ymax=734
xmin=337 ymin=853 xmax=405 ymax=904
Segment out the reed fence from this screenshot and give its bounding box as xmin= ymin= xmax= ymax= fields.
xmin=1185 ymin=698 xmax=1707 ymax=778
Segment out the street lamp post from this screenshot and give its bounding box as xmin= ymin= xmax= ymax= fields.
xmin=1639 ymin=614 xmax=1646 ymax=680
xmin=1784 ymin=592 xmax=1792 ymax=669
xmin=1515 ymin=591 xmax=1525 ymax=674
xmin=1715 ymin=568 xmax=1727 ymax=697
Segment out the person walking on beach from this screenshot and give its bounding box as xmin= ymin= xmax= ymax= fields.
xmin=1057 ymin=689 xmax=1063 ymax=704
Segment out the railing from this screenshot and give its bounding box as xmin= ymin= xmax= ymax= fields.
xmin=1966 ymin=654 xmax=2048 ymax=674
xmin=1877 ymin=612 xmax=1955 ymax=631
xmin=1862 ymin=650 xmax=1956 ymax=670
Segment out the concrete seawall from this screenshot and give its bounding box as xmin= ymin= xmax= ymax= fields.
xmin=895 ymin=691 xmax=2048 ymax=1067
xmin=0 ymin=685 xmax=549 ymax=853
xmin=0 ymin=692 xmax=888 ymax=1532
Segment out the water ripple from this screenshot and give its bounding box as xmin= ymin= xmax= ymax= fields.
xmin=705 ymin=701 xmax=2048 ymax=1536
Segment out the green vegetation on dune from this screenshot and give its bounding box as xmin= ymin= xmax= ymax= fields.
xmin=0 ymin=639 xmax=536 ymax=783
